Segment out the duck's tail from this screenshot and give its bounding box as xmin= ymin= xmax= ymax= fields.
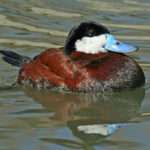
xmin=0 ymin=50 xmax=31 ymax=67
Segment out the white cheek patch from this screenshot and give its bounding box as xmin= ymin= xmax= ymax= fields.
xmin=75 ymin=34 xmax=107 ymax=54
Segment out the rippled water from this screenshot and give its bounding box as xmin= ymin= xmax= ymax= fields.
xmin=0 ymin=0 xmax=150 ymax=150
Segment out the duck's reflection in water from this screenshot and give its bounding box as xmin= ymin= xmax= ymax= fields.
xmin=23 ymin=87 xmax=145 ymax=148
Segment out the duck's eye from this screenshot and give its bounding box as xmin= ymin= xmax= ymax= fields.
xmin=88 ymin=32 xmax=93 ymax=36
xmin=87 ymin=30 xmax=95 ymax=37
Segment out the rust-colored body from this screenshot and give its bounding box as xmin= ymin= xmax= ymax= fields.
xmin=18 ymin=48 xmax=145 ymax=92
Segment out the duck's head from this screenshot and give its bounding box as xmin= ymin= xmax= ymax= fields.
xmin=64 ymin=21 xmax=138 ymax=55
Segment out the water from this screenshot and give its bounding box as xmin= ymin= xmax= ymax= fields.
xmin=0 ymin=0 xmax=150 ymax=150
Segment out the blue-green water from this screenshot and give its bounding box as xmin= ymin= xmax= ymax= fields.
xmin=0 ymin=0 xmax=150 ymax=150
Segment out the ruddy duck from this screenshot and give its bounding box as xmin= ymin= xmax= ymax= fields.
xmin=0 ymin=21 xmax=145 ymax=92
